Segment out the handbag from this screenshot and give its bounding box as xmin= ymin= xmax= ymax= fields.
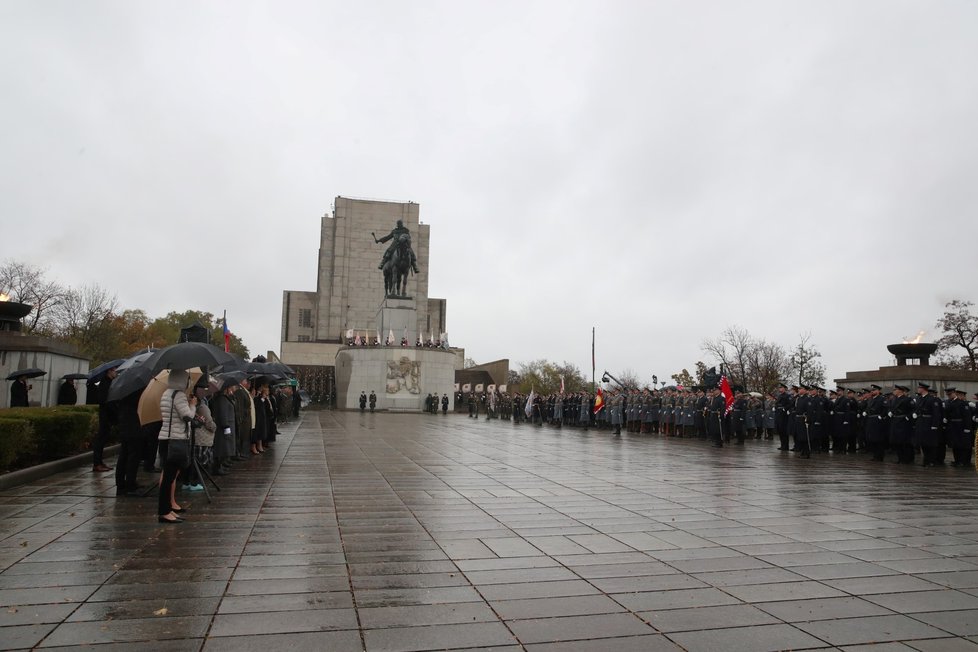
xmin=165 ymin=390 xmax=192 ymax=469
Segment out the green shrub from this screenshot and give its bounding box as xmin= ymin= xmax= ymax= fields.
xmin=0 ymin=418 xmax=36 ymax=471
xmin=0 ymin=407 xmax=98 ymax=467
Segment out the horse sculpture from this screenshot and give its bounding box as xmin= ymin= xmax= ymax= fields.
xmin=383 ymin=233 xmax=414 ymax=297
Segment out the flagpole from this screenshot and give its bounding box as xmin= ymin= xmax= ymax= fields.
xmin=591 ymin=327 xmax=596 ymax=393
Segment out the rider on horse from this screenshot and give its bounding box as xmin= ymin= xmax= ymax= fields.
xmin=374 ymin=220 xmax=419 ymax=273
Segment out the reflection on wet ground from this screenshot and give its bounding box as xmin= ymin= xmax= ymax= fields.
xmin=2 ymin=411 xmax=978 ymax=650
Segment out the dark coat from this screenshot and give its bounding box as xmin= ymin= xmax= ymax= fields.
xmin=10 ymin=379 xmax=29 ymax=407
xmin=913 ymin=393 xmax=943 ymax=448
xmin=944 ymin=398 xmax=972 ymax=449
xmin=210 ymin=393 xmax=236 ymax=458
xmin=888 ymin=394 xmax=914 ymax=446
xmin=865 ymin=394 xmax=887 ymax=444
xmin=57 ymin=381 xmax=77 ymax=406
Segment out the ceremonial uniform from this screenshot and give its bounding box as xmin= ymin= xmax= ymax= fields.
xmin=889 ymin=387 xmax=915 ymax=464
xmin=914 ymin=385 xmax=943 ymax=466
xmin=944 ymin=389 xmax=973 ymax=466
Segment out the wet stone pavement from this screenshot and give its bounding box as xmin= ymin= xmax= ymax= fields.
xmin=2 ymin=413 xmax=978 ymax=651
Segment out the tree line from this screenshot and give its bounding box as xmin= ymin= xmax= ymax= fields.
xmin=1 ymin=260 xmax=249 ymax=365
xmin=499 ymin=299 xmax=977 ymax=397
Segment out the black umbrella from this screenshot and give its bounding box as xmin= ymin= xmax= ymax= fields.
xmin=87 ymin=359 xmax=125 ymax=382
xmin=6 ymin=368 xmax=46 ymax=380
xmin=216 ymin=371 xmax=248 ymax=387
xmin=266 ymin=362 xmax=295 ymax=377
xmin=143 ymin=342 xmax=235 ymax=375
xmin=216 ymin=357 xmax=268 ymax=375
xmin=61 ymin=373 xmax=89 ymax=380
xmin=106 ymin=365 xmax=156 ymax=402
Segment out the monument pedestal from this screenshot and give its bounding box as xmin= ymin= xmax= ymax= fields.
xmin=377 ymin=297 xmax=416 ymax=345
xmin=333 ymin=296 xmax=456 ymax=411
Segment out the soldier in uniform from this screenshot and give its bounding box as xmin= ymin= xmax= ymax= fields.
xmin=774 ymin=383 xmax=793 ymax=451
xmin=694 ymin=388 xmax=708 ymax=439
xmin=442 ymin=393 xmax=449 ymax=414
xmin=809 ymin=387 xmax=831 ymax=453
xmin=793 ymin=386 xmax=812 ymax=458
xmin=706 ymin=386 xmax=725 ymax=447
xmin=368 ymin=390 xmax=377 ymax=412
xmin=945 ymin=388 xmax=971 ymax=467
xmin=864 ymin=384 xmax=887 ymax=461
xmin=889 ymin=385 xmax=915 ymax=463
xmin=730 ymin=390 xmax=747 ymax=445
xmin=914 ymin=383 xmax=943 ymax=467
xmin=359 ymin=391 xmax=367 ymax=412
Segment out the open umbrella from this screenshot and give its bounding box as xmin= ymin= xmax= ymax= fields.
xmin=137 ymin=367 xmax=204 ymax=425
xmin=117 ymin=349 xmax=157 ymax=372
xmin=87 ymin=359 xmax=125 ymax=382
xmin=266 ymin=362 xmax=295 ymax=377
xmin=6 ymin=368 xmax=46 ymax=380
xmin=61 ymin=373 xmax=89 ymax=380
xmin=143 ymin=342 xmax=235 ymax=375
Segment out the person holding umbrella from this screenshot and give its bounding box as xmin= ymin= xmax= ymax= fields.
xmin=57 ymin=377 xmax=78 ymax=405
xmin=93 ymin=366 xmax=119 ymax=472
xmin=157 ymin=369 xmax=197 ymax=524
xmin=9 ymin=375 xmax=30 ymax=407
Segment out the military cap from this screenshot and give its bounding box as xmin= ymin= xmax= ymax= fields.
xmin=918 ymin=382 xmax=930 ymax=390
xmin=945 ymin=386 xmax=957 ymax=393
xmin=894 ymin=385 xmax=910 ymax=392
xmin=829 ymin=389 xmax=838 ymax=396
xmin=870 ymin=384 xmax=882 ymax=390
xmin=778 ymin=383 xmax=788 ymax=389
xmin=791 ymin=385 xmax=800 ymax=390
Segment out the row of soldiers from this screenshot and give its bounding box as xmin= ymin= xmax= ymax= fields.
xmin=775 ymin=382 xmax=977 ymax=466
xmin=464 ymin=384 xmax=978 ymax=467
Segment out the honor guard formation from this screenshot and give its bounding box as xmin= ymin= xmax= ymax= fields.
xmin=448 ymin=382 xmax=978 ymax=469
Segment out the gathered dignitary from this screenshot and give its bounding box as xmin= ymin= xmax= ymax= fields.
xmin=93 ymin=366 xmax=118 ymax=472
xmin=914 ymin=383 xmax=944 ymax=467
xmin=233 ymin=378 xmax=253 ymax=460
xmin=114 ymin=388 xmax=145 ymax=496
xmin=210 ymin=376 xmax=238 ymax=476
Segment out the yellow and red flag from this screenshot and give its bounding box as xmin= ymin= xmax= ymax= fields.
xmin=593 ymin=387 xmax=604 ymax=414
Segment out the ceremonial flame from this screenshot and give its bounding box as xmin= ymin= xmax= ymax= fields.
xmin=0 ymin=293 xmax=9 ymax=302
xmin=902 ymin=330 xmax=926 ymax=344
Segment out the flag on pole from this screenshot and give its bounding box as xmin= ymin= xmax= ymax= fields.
xmin=560 ymin=375 xmax=565 ymax=394
xmin=222 ymin=311 xmax=230 ymax=353
xmin=593 ymin=387 xmax=604 ymax=414
xmin=387 ymin=329 xmax=395 ymax=345
xmin=720 ymin=375 xmax=735 ymax=416
xmin=354 ymin=332 xmax=362 ymax=346
xmin=525 ymin=388 xmax=536 ymax=418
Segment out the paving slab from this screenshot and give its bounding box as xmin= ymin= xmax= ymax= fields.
xmin=2 ymin=412 xmax=978 ymax=649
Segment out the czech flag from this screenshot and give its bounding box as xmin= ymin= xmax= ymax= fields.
xmin=222 ymin=311 xmax=231 ymax=353
xmin=593 ymin=387 xmax=604 ymax=414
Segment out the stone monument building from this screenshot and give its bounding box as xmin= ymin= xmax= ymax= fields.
xmin=281 ymin=196 xmax=459 ymax=408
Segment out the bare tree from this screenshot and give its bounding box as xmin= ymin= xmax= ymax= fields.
xmin=0 ymin=260 xmax=69 ymax=333
xmin=616 ymin=368 xmax=642 ymax=389
xmin=745 ymin=339 xmax=793 ymax=394
xmin=935 ymin=299 xmax=978 ymax=371
xmin=701 ymin=325 xmax=753 ymax=388
xmin=790 ymin=332 xmax=826 ymax=387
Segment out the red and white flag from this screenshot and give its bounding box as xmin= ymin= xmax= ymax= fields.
xmin=720 ymin=375 xmax=735 ymax=416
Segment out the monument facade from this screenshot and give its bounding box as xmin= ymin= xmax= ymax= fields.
xmin=281 ymin=196 xmax=461 ymax=409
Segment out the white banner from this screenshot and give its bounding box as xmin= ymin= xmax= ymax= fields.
xmin=475 ymin=384 xmax=484 ymax=392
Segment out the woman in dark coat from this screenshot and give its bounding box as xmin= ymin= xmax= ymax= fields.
xmin=250 ymin=384 xmax=268 ymax=455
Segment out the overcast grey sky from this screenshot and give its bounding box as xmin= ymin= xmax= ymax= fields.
xmin=2 ymin=1 xmax=976 ymax=386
